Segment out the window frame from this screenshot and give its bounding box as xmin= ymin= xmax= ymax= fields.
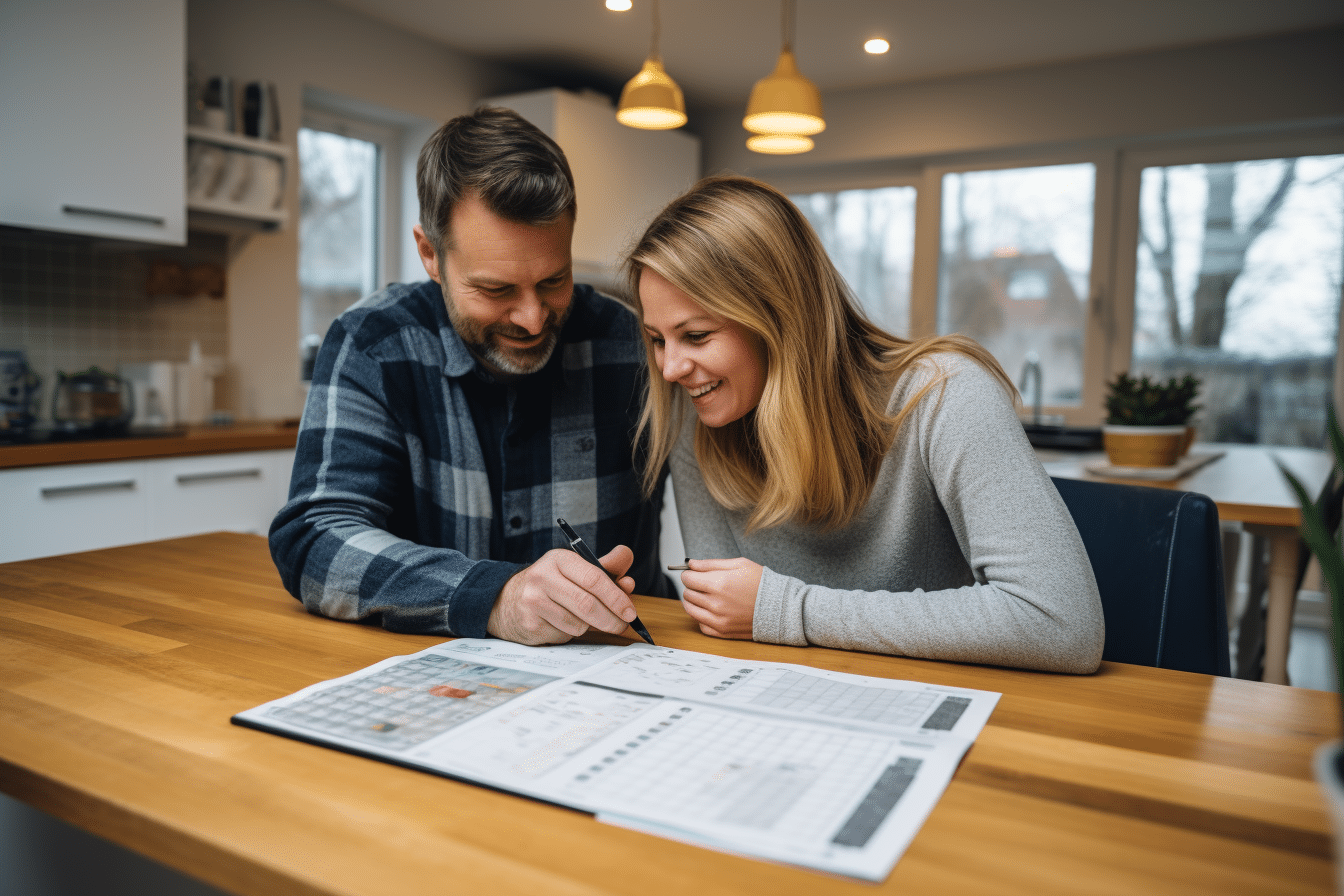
xmin=1110 ymin=132 xmax=1344 ymax=415
xmin=299 ymin=107 xmax=403 ymax=295
xmin=914 ymin=151 xmax=1117 ymax=425
xmin=763 ymin=128 xmax=1344 ymax=429
xmin=784 ymin=174 xmax=921 ymax=338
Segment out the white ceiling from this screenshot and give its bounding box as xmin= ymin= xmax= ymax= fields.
xmin=326 ymin=0 xmax=1344 ymax=113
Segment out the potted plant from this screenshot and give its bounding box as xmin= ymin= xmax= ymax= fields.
xmin=1102 ymin=372 xmax=1201 ymax=467
xmin=1282 ymin=409 xmax=1344 ymax=892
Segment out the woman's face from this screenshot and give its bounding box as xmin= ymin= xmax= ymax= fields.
xmin=639 ymin=269 xmax=767 ymax=429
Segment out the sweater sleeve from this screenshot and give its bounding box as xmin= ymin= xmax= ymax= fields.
xmin=756 ymin=357 xmax=1104 ymax=673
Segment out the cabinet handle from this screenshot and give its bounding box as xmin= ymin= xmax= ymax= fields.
xmin=40 ymin=479 xmax=137 ymax=498
xmin=175 ymin=468 xmax=263 ymax=485
xmin=61 ymin=204 xmax=166 ymax=227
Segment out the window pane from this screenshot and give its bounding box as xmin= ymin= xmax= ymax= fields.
xmin=1133 ymin=155 xmax=1343 ymax=447
xmin=298 ymin=127 xmax=380 ymax=374
xmin=938 ymin=163 xmax=1096 ymax=407
xmin=791 ymin=186 xmax=916 ymax=336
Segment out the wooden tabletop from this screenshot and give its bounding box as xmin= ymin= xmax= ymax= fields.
xmin=1040 ymin=441 xmax=1334 ymax=528
xmin=0 ymin=533 xmax=1336 ymax=896
xmin=0 ymin=421 xmax=299 ymax=470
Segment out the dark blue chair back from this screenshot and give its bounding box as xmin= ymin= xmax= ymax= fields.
xmin=1052 ymin=476 xmax=1231 ymax=676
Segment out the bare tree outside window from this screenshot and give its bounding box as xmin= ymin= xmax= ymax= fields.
xmin=791 ymin=187 xmax=916 ymax=337
xmin=1134 ymin=155 xmax=1344 ymax=447
xmin=298 ymin=127 xmax=380 ymax=379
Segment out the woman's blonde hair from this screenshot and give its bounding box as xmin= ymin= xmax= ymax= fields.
xmin=626 ymin=175 xmax=1013 ymax=532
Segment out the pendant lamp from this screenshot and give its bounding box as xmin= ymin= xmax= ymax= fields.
xmin=745 ymin=133 xmax=814 ymax=155
xmin=744 ymin=0 xmax=824 ymax=151
xmin=616 ymin=0 xmax=686 ymax=130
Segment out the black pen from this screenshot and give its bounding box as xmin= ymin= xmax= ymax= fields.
xmin=556 ymin=518 xmax=656 ymax=646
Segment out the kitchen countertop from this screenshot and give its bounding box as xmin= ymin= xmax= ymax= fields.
xmin=0 ymin=420 xmax=299 ymax=469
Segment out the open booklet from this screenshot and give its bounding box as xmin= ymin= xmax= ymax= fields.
xmin=232 ymin=639 xmax=1000 ymax=881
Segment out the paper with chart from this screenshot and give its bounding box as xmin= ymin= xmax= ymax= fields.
xmin=233 ymin=640 xmax=1000 ymax=881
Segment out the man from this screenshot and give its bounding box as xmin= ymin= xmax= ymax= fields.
xmin=270 ymin=107 xmax=672 ymax=645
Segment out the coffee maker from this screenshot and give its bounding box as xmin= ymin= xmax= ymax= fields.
xmin=51 ymin=367 xmax=135 ymax=436
xmin=0 ymin=350 xmax=41 ymax=438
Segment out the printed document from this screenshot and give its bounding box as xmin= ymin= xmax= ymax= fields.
xmin=232 ymin=639 xmax=999 ymax=881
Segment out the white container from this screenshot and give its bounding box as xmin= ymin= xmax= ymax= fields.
xmin=119 ymin=361 xmax=176 ymax=427
xmin=173 ymin=341 xmax=225 ymax=425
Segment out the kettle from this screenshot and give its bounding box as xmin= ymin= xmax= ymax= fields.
xmin=0 ymin=350 xmax=41 ymax=437
xmin=52 ymin=367 xmax=135 ymax=434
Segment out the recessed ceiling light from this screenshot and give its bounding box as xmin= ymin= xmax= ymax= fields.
xmin=864 ymin=38 xmax=890 ymax=55
xmin=606 ymin=0 xmax=632 ymax=10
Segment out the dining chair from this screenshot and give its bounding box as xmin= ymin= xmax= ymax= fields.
xmin=1051 ymin=476 xmax=1231 ymax=676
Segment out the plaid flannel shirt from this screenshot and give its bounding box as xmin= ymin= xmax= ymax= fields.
xmin=269 ymin=280 xmax=671 ymax=636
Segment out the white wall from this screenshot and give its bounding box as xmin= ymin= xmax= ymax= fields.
xmin=187 ymin=0 xmax=535 ymax=421
xmin=701 ymin=26 xmax=1344 ymax=179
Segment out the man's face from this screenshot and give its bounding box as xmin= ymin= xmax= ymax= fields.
xmin=414 ymin=194 xmax=574 ymax=376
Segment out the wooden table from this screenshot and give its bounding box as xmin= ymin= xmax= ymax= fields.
xmin=0 ymin=533 xmax=1336 ymax=896
xmin=1040 ymin=442 xmax=1335 ymax=685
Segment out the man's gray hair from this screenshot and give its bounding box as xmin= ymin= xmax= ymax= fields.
xmin=416 ymin=106 xmax=576 ymax=252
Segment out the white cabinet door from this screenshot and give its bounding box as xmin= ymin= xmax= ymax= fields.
xmin=0 ymin=461 xmax=149 ymax=564
xmin=144 ymin=450 xmax=295 ymax=540
xmin=0 ymin=0 xmax=185 ymax=244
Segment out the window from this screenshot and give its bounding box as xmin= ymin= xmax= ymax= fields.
xmin=790 ymin=186 xmax=917 ymax=336
xmin=773 ymin=134 xmax=1344 ymax=445
xmin=936 ymin=163 xmax=1097 ymax=408
xmin=297 ymin=110 xmax=400 ymax=379
xmin=1130 ymin=153 xmax=1344 ymax=447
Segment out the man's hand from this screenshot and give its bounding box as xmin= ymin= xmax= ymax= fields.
xmin=678 ymin=557 xmax=762 ymax=640
xmin=487 ymin=545 xmax=638 ymax=645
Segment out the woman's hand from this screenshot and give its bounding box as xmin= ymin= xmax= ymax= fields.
xmin=678 ymin=558 xmax=763 ymax=640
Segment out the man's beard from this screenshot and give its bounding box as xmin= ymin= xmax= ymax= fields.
xmin=446 ymin=295 xmax=570 ymax=376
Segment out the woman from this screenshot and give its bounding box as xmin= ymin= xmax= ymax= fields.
xmin=627 ymin=175 xmax=1104 ymax=674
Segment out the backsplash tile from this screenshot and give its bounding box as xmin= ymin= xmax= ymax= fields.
xmin=0 ymin=226 xmax=229 ymax=422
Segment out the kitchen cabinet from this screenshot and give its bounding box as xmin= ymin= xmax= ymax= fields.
xmin=142 ymin=449 xmax=293 ymax=542
xmin=0 ymin=449 xmax=293 ymax=564
xmin=0 ymin=459 xmax=149 ymax=563
xmin=482 ymin=88 xmax=700 ymax=289
xmin=0 ymin=0 xmax=186 ymax=245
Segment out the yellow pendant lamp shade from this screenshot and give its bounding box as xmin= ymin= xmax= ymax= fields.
xmin=617 ymin=58 xmax=686 ymax=130
xmin=616 ymin=0 xmax=686 ymax=130
xmin=743 ymin=48 xmax=824 ymax=137
xmin=745 ymin=133 xmax=814 ymax=154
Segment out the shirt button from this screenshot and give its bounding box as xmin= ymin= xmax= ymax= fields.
xmin=510 ymin=516 xmax=523 ymax=529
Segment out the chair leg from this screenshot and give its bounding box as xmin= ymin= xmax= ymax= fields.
xmin=1259 ymin=530 xmax=1302 ymax=685
xmin=1235 ymin=534 xmax=1268 ymax=681
xmin=1221 ymin=528 xmax=1241 ymax=632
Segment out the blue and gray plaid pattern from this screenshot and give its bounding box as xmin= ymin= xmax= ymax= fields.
xmin=269 ymin=281 xmax=670 ymax=637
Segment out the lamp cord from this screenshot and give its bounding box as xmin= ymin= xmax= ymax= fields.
xmin=781 ymin=0 xmax=794 ymax=53
xmin=651 ymin=0 xmax=662 ymax=62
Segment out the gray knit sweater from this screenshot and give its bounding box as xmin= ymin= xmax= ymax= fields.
xmin=670 ymin=353 xmax=1105 ymax=674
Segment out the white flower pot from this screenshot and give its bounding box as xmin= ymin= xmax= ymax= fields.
xmin=1316 ymin=740 xmax=1344 ymax=894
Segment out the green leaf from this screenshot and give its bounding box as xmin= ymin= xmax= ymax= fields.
xmin=1278 ymin=405 xmax=1344 ymax=702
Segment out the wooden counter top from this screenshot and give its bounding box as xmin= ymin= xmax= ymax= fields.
xmin=0 ymin=533 xmax=1335 ymax=896
xmin=0 ymin=421 xmax=299 ymax=469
